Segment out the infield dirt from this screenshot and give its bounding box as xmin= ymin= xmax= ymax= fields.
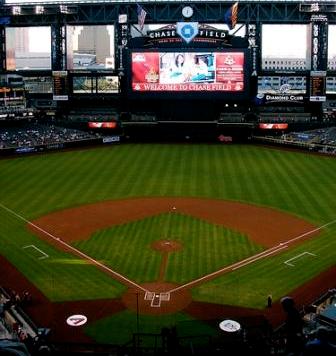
xmin=2 ymin=197 xmax=333 ymax=342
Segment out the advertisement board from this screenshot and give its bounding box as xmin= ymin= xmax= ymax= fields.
xmin=52 ymin=71 xmax=69 ymax=101
xmin=88 ymin=122 xmax=117 ymax=129
xmin=131 ymin=51 xmax=245 ymax=92
xmin=310 ymin=71 xmax=326 ymax=102
xmin=259 ymin=123 xmax=288 ymax=130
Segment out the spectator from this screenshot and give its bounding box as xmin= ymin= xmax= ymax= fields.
xmin=301 ymin=326 xmax=336 ymax=356
xmin=281 ymin=296 xmax=305 ymax=354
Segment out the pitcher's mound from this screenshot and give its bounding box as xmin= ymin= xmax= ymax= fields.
xmin=151 ymin=240 xmax=182 ymax=252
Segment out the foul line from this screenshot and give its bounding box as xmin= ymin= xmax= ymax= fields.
xmin=168 ymin=217 xmax=336 ymax=294
xmin=168 ymin=244 xmax=289 ymax=294
xmin=2 ymin=201 xmax=336 ymax=296
xmin=0 ymin=203 xmax=148 ymax=293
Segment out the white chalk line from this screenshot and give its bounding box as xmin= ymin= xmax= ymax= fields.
xmin=2 ymin=202 xmax=336 ymax=297
xmin=168 ymin=244 xmax=289 ymax=294
xmin=0 ymin=203 xmax=148 ymax=293
xmin=284 ymin=251 xmax=317 ymax=267
xmin=23 ymin=244 xmax=49 ymax=260
xmin=231 ymin=245 xmax=289 ymax=271
xmin=168 ymin=217 xmax=336 ymax=294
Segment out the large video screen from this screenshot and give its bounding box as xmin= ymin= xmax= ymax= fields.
xmin=131 ymin=51 xmax=245 ymax=92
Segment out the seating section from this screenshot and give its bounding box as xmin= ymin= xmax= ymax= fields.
xmin=0 ymin=124 xmax=100 ymax=149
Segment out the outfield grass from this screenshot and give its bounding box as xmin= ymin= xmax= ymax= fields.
xmin=73 ymin=212 xmax=263 ymax=284
xmin=0 ymin=144 xmax=336 ymax=308
xmin=1 ymin=144 xmax=336 ymax=222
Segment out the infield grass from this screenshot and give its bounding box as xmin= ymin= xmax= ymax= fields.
xmin=73 ymin=212 xmax=263 ymax=284
xmin=0 ymin=144 xmax=336 ymax=307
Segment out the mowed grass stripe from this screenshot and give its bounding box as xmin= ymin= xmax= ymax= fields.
xmin=301 ymin=159 xmax=336 ymax=219
xmin=276 ymin=151 xmax=320 ymax=218
xmin=256 ymin=148 xmax=294 ymax=209
xmin=117 ymin=145 xmax=151 ymax=197
xmin=268 ymin=149 xmax=336 ymax=221
xmin=257 ymin=148 xmax=300 ymax=211
xmin=1 ymin=144 xmax=336 ymax=306
xmin=211 ymin=145 xmax=228 ymax=197
xmin=63 ymin=152 xmax=103 ymax=205
xmin=221 ymin=145 xmax=242 ymax=200
xmin=165 ymin=215 xmax=263 ymax=283
xmin=125 ymin=145 xmax=162 ymax=197
xmin=192 ymin=225 xmax=336 ymax=309
xmin=1 ymin=144 xmax=335 ymax=220
xmin=240 ymin=149 xmax=266 ymax=204
xmin=0 ymin=209 xmax=126 ymax=301
xmin=292 ymin=152 xmax=336 ymax=220
xmin=73 ymin=213 xmax=263 ymax=284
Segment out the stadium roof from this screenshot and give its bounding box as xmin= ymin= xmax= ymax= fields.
xmin=4 ymin=0 xmax=335 ymax=5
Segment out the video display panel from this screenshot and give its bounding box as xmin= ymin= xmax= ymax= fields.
xmin=131 ymin=51 xmax=245 ymax=92
xmin=88 ymin=122 xmax=117 ymax=129
xmin=259 ymin=123 xmax=288 ymax=130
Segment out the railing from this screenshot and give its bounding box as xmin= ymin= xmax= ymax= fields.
xmin=253 ymin=135 xmax=336 ymax=155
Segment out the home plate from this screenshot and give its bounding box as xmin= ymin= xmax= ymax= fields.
xmin=151 ymin=294 xmax=161 ymax=307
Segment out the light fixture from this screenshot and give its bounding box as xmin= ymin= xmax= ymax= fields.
xmin=60 ymin=5 xmax=68 ymax=14
xmin=35 ymin=5 xmax=44 ymax=15
xmin=12 ymin=6 xmax=21 ymax=15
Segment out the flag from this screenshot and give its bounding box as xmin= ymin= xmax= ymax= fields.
xmin=224 ymin=2 xmax=238 ymax=30
xmin=137 ymin=4 xmax=147 ymax=31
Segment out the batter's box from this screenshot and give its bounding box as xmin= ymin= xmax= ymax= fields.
xmin=160 ymin=292 xmax=170 ymax=301
xmin=144 ymin=291 xmax=155 ymax=301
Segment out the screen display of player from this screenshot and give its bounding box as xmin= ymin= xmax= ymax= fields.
xmin=131 ymin=51 xmax=244 ymax=92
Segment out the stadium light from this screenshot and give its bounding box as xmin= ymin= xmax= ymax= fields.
xmin=59 ymin=5 xmax=68 ymax=14
xmin=35 ymin=5 xmax=44 ymax=14
xmin=12 ymin=6 xmax=21 ymax=15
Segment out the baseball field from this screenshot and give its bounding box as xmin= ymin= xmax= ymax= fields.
xmin=1 ymin=143 xmax=336 ymax=344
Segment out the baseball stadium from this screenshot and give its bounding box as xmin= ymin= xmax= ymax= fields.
xmin=0 ymin=1 xmax=336 ymax=355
